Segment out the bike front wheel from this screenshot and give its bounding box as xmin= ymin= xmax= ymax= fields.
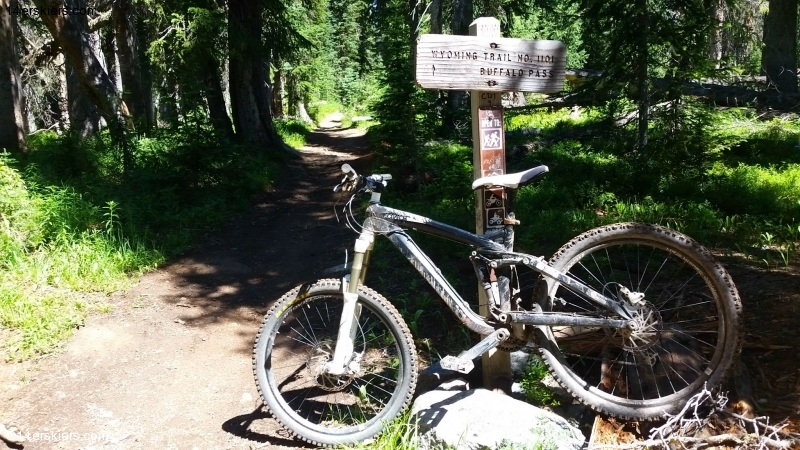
xmin=253 ymin=279 xmax=417 ymax=446
xmin=535 ymin=223 xmax=742 ymax=419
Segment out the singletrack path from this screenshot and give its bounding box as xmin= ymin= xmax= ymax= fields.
xmin=1 ymin=113 xmax=371 ymax=450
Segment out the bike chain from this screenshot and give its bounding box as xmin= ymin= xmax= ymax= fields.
xmin=498 ymin=336 xmax=529 ymax=352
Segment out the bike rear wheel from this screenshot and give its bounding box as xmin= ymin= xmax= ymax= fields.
xmin=535 ymin=223 xmax=742 ymax=419
xmin=253 ymin=279 xmax=417 ymax=446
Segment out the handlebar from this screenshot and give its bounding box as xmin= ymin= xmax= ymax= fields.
xmin=333 ymin=163 xmax=391 ymax=193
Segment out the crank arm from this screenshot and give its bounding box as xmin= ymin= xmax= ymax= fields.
xmin=440 ymin=329 xmax=510 ymax=374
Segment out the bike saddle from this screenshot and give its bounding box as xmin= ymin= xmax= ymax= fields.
xmin=472 ymin=165 xmax=549 ymax=190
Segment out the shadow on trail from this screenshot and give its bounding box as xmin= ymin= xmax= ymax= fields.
xmin=221 ymin=408 xmax=316 ymax=448
xmin=139 ymin=123 xmax=374 ymax=354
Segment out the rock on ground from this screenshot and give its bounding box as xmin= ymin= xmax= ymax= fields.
xmin=411 ymin=388 xmax=585 ymax=450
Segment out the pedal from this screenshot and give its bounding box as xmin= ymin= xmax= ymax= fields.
xmin=440 ymin=355 xmax=474 ymax=374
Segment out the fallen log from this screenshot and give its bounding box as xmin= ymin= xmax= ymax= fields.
xmin=505 ymin=69 xmax=800 ymax=111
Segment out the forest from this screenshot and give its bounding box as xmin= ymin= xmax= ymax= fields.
xmin=0 ymin=0 xmax=800 ymax=407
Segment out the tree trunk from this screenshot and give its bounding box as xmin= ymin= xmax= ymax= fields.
xmin=204 ymin=68 xmax=234 ymax=139
xmin=135 ymin=15 xmax=154 ymax=128
xmin=287 ymin=73 xmax=297 ymax=117
xmin=762 ymin=0 xmax=798 ymax=93
xmin=101 ymin=26 xmax=122 ymax=92
xmin=706 ymin=0 xmax=724 ymax=68
xmin=31 ymin=0 xmax=133 ymax=169
xmin=42 ymin=86 xmax=66 ymax=131
xmin=636 ymin=0 xmax=649 ymax=149
xmin=271 ymin=56 xmax=284 ymax=119
xmin=157 ymin=74 xmax=179 ymax=128
xmin=113 ymin=0 xmax=151 ymax=130
xmin=287 ymin=73 xmax=313 ymax=125
xmin=430 ymin=0 xmax=442 ymax=34
xmin=445 ymin=0 xmax=473 ymax=126
xmin=0 ymin=0 xmax=27 ymax=153
xmin=65 ymin=0 xmax=102 ymax=138
xmin=228 ymin=0 xmax=299 ymax=157
xmin=66 ymin=60 xmax=102 ymax=138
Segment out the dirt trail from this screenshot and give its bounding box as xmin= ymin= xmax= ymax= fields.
xmin=1 ymin=114 xmax=371 ymax=450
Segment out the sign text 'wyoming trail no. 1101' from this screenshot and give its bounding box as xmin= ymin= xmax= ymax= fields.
xmin=415 ymin=34 xmax=566 ymax=93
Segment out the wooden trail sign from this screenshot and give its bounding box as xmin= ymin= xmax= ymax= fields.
xmin=415 ymin=34 xmax=566 ymax=93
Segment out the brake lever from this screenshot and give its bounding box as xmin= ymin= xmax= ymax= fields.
xmin=333 ymin=173 xmax=351 ymax=193
xmin=333 ymin=164 xmax=367 ymax=193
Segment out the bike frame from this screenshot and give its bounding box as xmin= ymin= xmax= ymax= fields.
xmin=326 ymin=194 xmax=635 ymax=374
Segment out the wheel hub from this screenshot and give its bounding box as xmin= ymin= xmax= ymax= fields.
xmin=616 ymin=301 xmax=663 ymax=352
xmin=306 ymin=339 xmax=354 ymax=392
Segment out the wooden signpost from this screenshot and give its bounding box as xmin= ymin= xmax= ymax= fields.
xmin=415 ymin=17 xmax=566 ymax=391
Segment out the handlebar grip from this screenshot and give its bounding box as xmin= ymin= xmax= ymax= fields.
xmin=380 ymin=174 xmax=392 ymax=180
xmin=341 ymin=163 xmax=354 ymax=175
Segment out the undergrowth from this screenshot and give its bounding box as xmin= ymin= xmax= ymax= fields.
xmin=275 ymin=119 xmax=313 ymax=149
xmin=0 ymin=122 xmax=294 ymax=360
xmin=520 ymin=355 xmax=561 ymax=407
xmin=368 ymin=107 xmax=800 ymax=264
xmin=342 ymin=411 xmax=418 ymax=450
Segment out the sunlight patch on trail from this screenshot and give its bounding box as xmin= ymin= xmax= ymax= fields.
xmin=301 ymin=112 xmax=368 ymax=157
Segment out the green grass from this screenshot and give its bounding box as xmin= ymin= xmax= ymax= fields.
xmin=308 ymin=101 xmax=346 ymax=125
xmin=519 ymin=355 xmax=560 ymax=407
xmin=1 ymin=123 xmax=285 ymax=360
xmin=340 ymin=411 xmax=419 ymax=450
xmin=275 ymin=118 xmax=313 ymax=148
xmin=353 ymin=119 xmax=379 ymax=130
xmin=505 ymin=109 xmax=800 ymax=259
xmin=305 ymin=101 xmax=371 ymax=130
xmin=0 ymin=284 xmax=89 ymax=360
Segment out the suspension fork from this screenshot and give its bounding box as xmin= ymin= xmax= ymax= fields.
xmin=326 ymin=230 xmax=374 ymax=375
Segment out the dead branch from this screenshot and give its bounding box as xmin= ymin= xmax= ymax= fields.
xmin=589 ymin=432 xmax=750 ymax=449
xmin=649 ymin=386 xmax=724 ymax=440
xmin=589 ymin=386 xmax=800 ymax=450
xmin=88 ymin=10 xmax=112 ymax=31
xmin=20 ymin=10 xmax=110 ymax=69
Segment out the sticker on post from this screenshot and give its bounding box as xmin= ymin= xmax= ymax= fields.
xmin=486 ymin=208 xmax=505 ymax=228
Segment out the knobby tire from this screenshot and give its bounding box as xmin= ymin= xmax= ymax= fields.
xmin=534 ymin=223 xmax=742 ymax=420
xmin=253 ymin=279 xmax=417 ymax=446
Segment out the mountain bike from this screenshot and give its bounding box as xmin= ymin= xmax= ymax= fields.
xmin=252 ymin=163 xmax=742 ymax=446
